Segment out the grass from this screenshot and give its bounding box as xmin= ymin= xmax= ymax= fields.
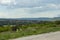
xmin=0 ymin=24 xmax=60 ymax=40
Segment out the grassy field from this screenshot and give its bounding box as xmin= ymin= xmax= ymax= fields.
xmin=0 ymin=21 xmax=60 ymax=40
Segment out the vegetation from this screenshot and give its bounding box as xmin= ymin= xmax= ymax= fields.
xmin=0 ymin=20 xmax=60 ymax=40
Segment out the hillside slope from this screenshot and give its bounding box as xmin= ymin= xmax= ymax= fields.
xmin=11 ymin=31 xmax=60 ymax=40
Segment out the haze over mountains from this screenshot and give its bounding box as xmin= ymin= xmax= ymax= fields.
xmin=0 ymin=17 xmax=60 ymax=21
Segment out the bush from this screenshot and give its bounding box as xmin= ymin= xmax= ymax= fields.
xmin=0 ymin=26 xmax=11 ymax=32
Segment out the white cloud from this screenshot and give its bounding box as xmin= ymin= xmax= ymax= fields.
xmin=46 ymin=4 xmax=60 ymax=9
xmin=0 ymin=12 xmax=8 ymax=18
xmin=33 ymin=4 xmax=60 ymax=9
xmin=47 ymin=4 xmax=56 ymax=7
xmin=0 ymin=8 xmax=60 ymax=18
xmin=32 ymin=11 xmax=59 ymax=18
xmin=0 ymin=0 xmax=60 ymax=18
xmin=0 ymin=0 xmax=16 ymax=5
xmin=33 ymin=6 xmax=43 ymax=9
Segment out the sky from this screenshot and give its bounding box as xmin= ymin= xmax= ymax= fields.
xmin=0 ymin=0 xmax=60 ymax=18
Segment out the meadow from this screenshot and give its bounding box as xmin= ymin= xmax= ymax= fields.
xmin=0 ymin=21 xmax=60 ymax=40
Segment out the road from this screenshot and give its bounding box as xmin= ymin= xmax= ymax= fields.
xmin=11 ymin=31 xmax=60 ymax=40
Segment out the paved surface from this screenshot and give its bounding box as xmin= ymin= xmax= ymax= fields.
xmin=11 ymin=31 xmax=60 ymax=40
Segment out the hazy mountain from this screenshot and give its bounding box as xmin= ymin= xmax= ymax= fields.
xmin=0 ymin=17 xmax=60 ymax=21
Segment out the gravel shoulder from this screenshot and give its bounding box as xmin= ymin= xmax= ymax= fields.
xmin=11 ymin=31 xmax=60 ymax=40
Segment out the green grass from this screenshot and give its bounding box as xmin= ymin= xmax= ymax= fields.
xmin=0 ymin=24 xmax=60 ymax=40
xmin=0 ymin=21 xmax=60 ymax=40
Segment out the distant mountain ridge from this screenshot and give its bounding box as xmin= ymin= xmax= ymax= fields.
xmin=0 ymin=17 xmax=60 ymax=21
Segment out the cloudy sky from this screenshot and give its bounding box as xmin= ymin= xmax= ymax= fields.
xmin=0 ymin=0 xmax=60 ymax=18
